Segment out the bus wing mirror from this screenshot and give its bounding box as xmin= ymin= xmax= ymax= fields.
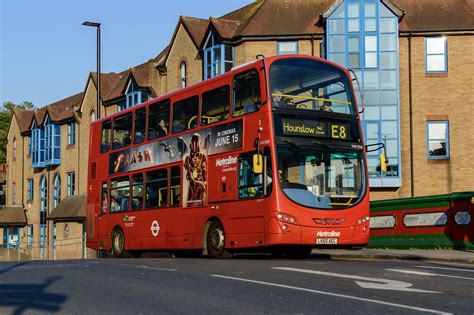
xmin=365 ymin=143 xmax=389 ymax=172
xmin=380 ymin=153 xmax=387 ymax=172
xmin=348 ymin=69 xmax=364 ymax=114
xmin=253 ymin=154 xmax=263 ymax=174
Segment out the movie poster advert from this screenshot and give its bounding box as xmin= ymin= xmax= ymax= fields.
xmin=109 ymin=120 xmax=243 ymax=207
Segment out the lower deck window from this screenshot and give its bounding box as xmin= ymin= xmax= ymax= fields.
xmin=146 ymin=169 xmax=168 ymax=208
xmin=170 ymin=166 xmax=181 ymax=206
xmin=110 ymin=177 xmax=130 ymax=212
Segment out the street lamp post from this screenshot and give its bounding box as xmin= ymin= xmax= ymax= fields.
xmin=82 ymin=21 xmax=101 ymax=119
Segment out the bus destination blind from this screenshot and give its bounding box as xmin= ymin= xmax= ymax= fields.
xmin=281 ymin=118 xmax=351 ymax=140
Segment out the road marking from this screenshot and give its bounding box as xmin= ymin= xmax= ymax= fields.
xmin=415 ymin=265 xmax=474 ymax=273
xmin=272 ymin=267 xmax=439 ymax=293
xmin=98 ymin=262 xmax=176 ymax=271
xmin=211 ymin=274 xmax=449 ymax=314
xmin=387 ymin=269 xmax=474 ymax=281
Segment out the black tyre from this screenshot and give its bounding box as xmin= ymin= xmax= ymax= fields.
xmin=206 ymin=220 xmax=232 ymax=259
xmin=286 ymin=247 xmax=312 ymax=259
xmin=111 ymin=228 xmax=127 ymax=258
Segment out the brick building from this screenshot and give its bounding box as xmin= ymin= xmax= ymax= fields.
xmin=3 ymin=0 xmax=474 ymax=256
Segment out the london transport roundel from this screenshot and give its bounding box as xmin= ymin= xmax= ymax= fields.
xmin=150 ymin=220 xmax=160 ymax=237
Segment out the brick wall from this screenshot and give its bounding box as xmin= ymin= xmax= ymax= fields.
xmin=165 ymin=24 xmax=202 ymax=94
xmin=371 ymin=34 xmax=474 ymax=200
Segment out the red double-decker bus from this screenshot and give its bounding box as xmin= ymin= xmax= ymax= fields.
xmin=86 ymin=55 xmax=370 ymax=258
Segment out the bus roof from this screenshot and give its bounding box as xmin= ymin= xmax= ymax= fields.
xmin=91 ymin=54 xmax=345 ymax=125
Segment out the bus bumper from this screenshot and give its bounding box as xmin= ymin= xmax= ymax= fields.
xmin=266 ymin=218 xmax=369 ymax=246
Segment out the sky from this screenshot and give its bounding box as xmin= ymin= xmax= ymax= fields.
xmin=0 ymin=0 xmax=253 ymax=108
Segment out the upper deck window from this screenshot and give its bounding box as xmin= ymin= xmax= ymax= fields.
xmin=270 ymin=58 xmax=355 ymax=115
xmin=233 ymin=70 xmax=261 ymax=117
xmin=201 ymin=85 xmax=230 ymax=125
xmin=148 ymin=99 xmax=170 ymax=140
xmin=101 ymin=120 xmax=111 ymax=153
xmin=112 ymin=113 xmax=132 ymax=150
xmin=134 ymin=108 xmax=146 ymax=144
xmin=172 ymin=96 xmax=198 ymax=134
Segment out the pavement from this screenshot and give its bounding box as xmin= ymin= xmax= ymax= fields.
xmin=314 ymin=248 xmax=474 ymax=264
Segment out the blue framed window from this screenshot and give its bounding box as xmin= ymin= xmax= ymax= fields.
xmin=67 ymin=172 xmax=75 ymax=196
xmin=118 ymin=79 xmax=149 ymax=112
xmin=277 ymin=41 xmax=298 ymax=55
xmin=203 ymin=30 xmax=234 ymax=80
xmin=326 ymin=0 xmax=400 ymax=187
xmin=427 ymin=121 xmax=449 ymax=160
xmin=27 ymin=179 xmax=34 ymax=201
xmin=68 ymin=121 xmax=75 ymax=145
xmin=425 ymin=37 xmax=447 ymax=73
xmin=53 ymin=173 xmax=61 ymax=208
xmin=27 ymin=224 xmax=33 ymax=247
xmin=44 ymin=116 xmax=61 ymax=166
xmin=28 ymin=136 xmax=32 ymax=155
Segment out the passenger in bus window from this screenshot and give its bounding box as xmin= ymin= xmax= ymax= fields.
xmin=320 ymin=100 xmax=333 ymax=112
xmin=158 ymin=119 xmax=168 ymax=137
xmin=123 ymin=131 xmax=132 ymax=147
xmin=110 ymin=196 xmax=119 ymax=212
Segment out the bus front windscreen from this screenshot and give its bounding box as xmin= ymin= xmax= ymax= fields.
xmin=277 ymin=144 xmax=364 ymax=210
xmin=270 ymin=58 xmax=356 ymax=115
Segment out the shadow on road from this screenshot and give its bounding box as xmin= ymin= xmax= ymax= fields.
xmin=0 ymin=262 xmax=29 ymax=275
xmin=0 ymin=275 xmax=68 ymax=314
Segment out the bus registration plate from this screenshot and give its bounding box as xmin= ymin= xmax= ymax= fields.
xmin=316 ymin=238 xmax=338 ymax=245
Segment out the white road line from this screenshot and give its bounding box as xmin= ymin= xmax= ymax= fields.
xmin=387 ymin=269 xmax=474 ymax=281
xmin=415 ymin=265 xmax=474 ymax=273
xmin=99 ymin=262 xmax=176 ymax=271
xmin=272 ymin=267 xmax=439 ymax=293
xmin=211 ymin=274 xmax=450 ymax=315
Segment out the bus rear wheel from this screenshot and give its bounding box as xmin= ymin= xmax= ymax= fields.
xmin=206 ymin=220 xmax=232 ymax=259
xmin=111 ymin=228 xmax=127 ymax=258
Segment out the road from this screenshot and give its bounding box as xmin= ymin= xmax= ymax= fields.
xmin=0 ymin=254 xmax=473 ymax=314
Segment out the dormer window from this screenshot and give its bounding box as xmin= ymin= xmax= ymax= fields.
xmin=119 ymin=79 xmax=150 ymax=111
xmin=203 ymin=30 xmax=233 ymax=80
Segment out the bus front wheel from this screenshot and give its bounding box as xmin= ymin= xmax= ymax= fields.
xmin=111 ymin=228 xmax=127 ymax=258
xmin=206 ymin=220 xmax=232 ymax=259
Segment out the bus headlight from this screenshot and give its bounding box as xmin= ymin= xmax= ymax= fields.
xmin=276 ymin=213 xmax=298 ymax=224
xmin=357 ymin=216 xmax=370 ymax=225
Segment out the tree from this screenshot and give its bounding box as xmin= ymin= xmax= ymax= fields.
xmin=0 ymin=101 xmax=35 ymax=163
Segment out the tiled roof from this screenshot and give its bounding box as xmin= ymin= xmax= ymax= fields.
xmin=193 ymin=0 xmax=474 ymax=44
xmin=181 ymin=16 xmax=209 ymax=46
xmin=13 ymin=92 xmax=83 ymax=133
xmin=220 ymin=1 xmax=261 ymax=21
xmin=12 ymin=109 xmax=34 ymax=134
xmin=90 ymin=60 xmax=154 ymax=103
xmin=393 ymin=0 xmax=474 ymax=32
xmin=210 ymin=18 xmax=240 ymax=40
xmin=235 ymin=0 xmax=331 ymax=37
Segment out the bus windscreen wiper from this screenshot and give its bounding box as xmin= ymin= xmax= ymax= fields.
xmin=284 ymin=139 xmax=301 ymax=149
xmin=313 ymin=140 xmax=329 ymax=148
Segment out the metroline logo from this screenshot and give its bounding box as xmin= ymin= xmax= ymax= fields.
xmin=316 ymin=230 xmax=341 ymax=238
xmin=216 ymin=156 xmax=237 ymax=167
